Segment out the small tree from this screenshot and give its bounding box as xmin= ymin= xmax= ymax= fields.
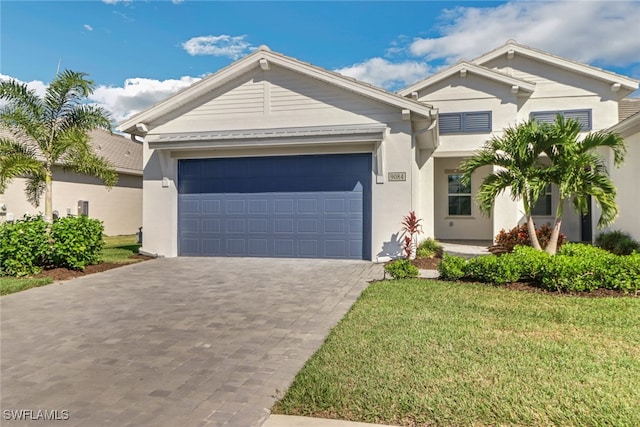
xmin=542 ymin=116 xmax=625 ymax=254
xmin=460 ymin=120 xmax=552 ymax=250
xmin=0 ymin=70 xmax=117 ymax=223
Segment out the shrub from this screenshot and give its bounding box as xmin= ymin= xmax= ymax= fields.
xmin=540 ymin=255 xmax=600 ymax=292
xmin=464 ymin=255 xmax=522 ymax=285
xmin=595 ymin=230 xmax=640 ymax=255
xmin=509 ymin=245 xmax=551 ymax=283
xmin=437 ymin=254 xmax=466 ymax=281
xmin=0 ymin=215 xmax=48 ymax=277
xmin=495 ymin=223 xmax=566 ymax=253
xmin=416 ymin=238 xmax=443 ymax=258
xmin=50 ymin=216 xmax=105 ymax=270
xmin=384 ymin=259 xmax=419 ymax=279
xmin=401 ymin=211 xmax=423 ymax=259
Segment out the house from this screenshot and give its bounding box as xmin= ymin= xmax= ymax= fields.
xmin=0 ymin=129 xmax=143 ymax=236
xmin=604 ymin=111 xmax=640 ymax=240
xmin=399 ymin=40 xmax=639 ymax=243
xmin=118 ymin=41 xmax=639 ymax=260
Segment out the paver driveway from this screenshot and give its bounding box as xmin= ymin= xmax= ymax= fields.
xmin=1 ymin=258 xmax=382 ymax=427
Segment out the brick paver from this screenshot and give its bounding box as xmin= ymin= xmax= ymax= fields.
xmin=1 ymin=258 xmax=382 ymax=426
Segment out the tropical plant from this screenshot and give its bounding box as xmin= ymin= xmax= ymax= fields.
xmin=541 ymin=116 xmax=625 ymax=254
xmin=401 ymin=211 xmax=422 ymax=259
xmin=0 ymin=70 xmax=117 ymax=222
xmin=460 ymin=120 xmax=552 ymax=250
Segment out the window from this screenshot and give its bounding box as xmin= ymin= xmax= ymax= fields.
xmin=448 ymin=174 xmax=472 ymax=216
xmin=530 ymin=109 xmax=592 ymax=131
xmin=440 ymin=111 xmax=492 ymax=134
xmin=531 ymin=184 xmax=552 ymax=216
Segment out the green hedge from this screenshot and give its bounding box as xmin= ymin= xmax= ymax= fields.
xmin=437 ymin=243 xmax=640 ymax=293
xmin=0 ymin=215 xmax=104 ymax=277
xmin=384 ymin=259 xmax=419 ymax=279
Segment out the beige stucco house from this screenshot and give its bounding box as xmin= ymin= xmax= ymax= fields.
xmin=0 ymin=129 xmax=142 ymax=236
xmin=119 ymin=41 xmax=639 ymax=260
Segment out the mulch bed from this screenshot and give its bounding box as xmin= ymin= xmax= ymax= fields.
xmin=411 ymin=256 xmax=441 ymax=270
xmin=33 ymin=255 xmax=154 ymax=281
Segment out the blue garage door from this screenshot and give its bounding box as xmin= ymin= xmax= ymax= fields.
xmin=178 ymin=154 xmax=371 ymax=259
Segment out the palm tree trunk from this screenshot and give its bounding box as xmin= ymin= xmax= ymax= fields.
xmin=526 ymin=215 xmax=543 ymax=250
xmin=546 ymin=217 xmax=563 ymax=255
xmin=44 ymin=171 xmax=53 ymax=223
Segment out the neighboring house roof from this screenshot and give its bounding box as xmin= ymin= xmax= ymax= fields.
xmin=118 ymin=45 xmax=437 ymax=136
xmin=472 ymin=40 xmax=639 ymax=94
xmin=619 ymin=98 xmax=640 ymax=122
xmin=608 ymin=110 xmax=640 ymax=138
xmin=0 ymin=127 xmax=142 ymax=176
xmin=398 ymin=60 xmax=536 ymax=97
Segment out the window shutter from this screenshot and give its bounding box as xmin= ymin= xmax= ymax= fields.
xmin=464 ymin=112 xmax=491 ymax=132
xmin=530 ymin=109 xmax=592 ymax=130
xmin=439 ymin=113 xmax=462 ymax=134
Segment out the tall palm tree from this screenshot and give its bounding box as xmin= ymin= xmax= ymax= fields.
xmin=0 ymin=70 xmax=117 ymax=222
xmin=542 ymin=115 xmax=625 ymax=254
xmin=460 ymin=120 xmax=553 ymax=250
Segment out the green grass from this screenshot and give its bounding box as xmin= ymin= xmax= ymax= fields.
xmin=273 ymin=280 xmax=640 ymax=426
xmin=1 ymin=235 xmax=142 ymax=296
xmin=102 ymin=234 xmax=142 ymax=264
xmin=0 ymin=277 xmax=54 ymax=296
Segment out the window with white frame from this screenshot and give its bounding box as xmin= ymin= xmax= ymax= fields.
xmin=531 ymin=184 xmax=552 ymax=216
xmin=448 ymin=174 xmax=472 ymax=216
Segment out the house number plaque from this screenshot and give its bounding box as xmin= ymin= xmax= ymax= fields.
xmin=388 ymin=172 xmax=406 ymax=181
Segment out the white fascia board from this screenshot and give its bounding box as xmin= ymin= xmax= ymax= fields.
xmin=472 ymin=42 xmax=640 ymax=92
xmin=118 ymin=48 xmax=435 ymax=135
xmin=398 ymin=61 xmax=535 ymax=97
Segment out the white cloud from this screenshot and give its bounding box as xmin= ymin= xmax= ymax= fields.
xmin=90 ymin=76 xmax=201 ymax=122
xmin=83 ymin=24 xmax=93 ymax=31
xmin=408 ymin=1 xmax=640 ymax=66
xmin=172 ymin=0 xmax=184 ymax=4
xmin=335 ymin=58 xmax=430 ymax=90
xmin=182 ymin=35 xmax=252 ymax=59
xmin=102 ymin=0 xmax=132 ymax=4
xmin=0 ymin=74 xmax=48 ymax=98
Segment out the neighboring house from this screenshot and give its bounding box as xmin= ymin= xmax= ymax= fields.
xmin=0 ymin=129 xmax=143 ymax=236
xmin=604 ymin=111 xmax=640 ymax=241
xmin=118 ymin=41 xmax=639 ymax=260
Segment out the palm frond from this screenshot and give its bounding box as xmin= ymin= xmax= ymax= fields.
xmin=580 ymin=131 xmax=626 ymax=167
xmin=24 ymin=172 xmax=46 ymax=207
xmin=62 ymin=149 xmax=118 ymax=188
xmin=0 ymin=79 xmax=44 ymax=121
xmin=0 ymin=146 xmax=43 ymax=193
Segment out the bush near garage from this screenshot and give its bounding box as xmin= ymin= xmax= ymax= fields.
xmin=0 ymin=215 xmax=105 ymax=276
xmin=0 ymin=215 xmax=49 ymax=277
xmin=384 ymin=259 xmax=419 ymax=279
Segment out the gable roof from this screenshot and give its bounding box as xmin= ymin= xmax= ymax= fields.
xmin=608 ymin=110 xmax=640 ymax=138
xmin=0 ymin=127 xmax=142 ymax=176
xmin=472 ymin=40 xmax=639 ymax=93
xmin=398 ymin=60 xmax=536 ymax=97
xmin=118 ymin=46 xmax=436 ymax=136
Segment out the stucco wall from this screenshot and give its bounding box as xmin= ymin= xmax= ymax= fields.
xmin=139 ymin=67 xmax=421 ymax=260
xmin=0 ymin=167 xmax=142 ymax=236
xmin=605 ymin=128 xmax=640 ymax=240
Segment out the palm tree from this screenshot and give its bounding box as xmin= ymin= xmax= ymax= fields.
xmin=542 ymin=116 xmax=625 ymax=254
xmin=0 ymin=70 xmax=117 ymax=222
xmin=460 ymin=120 xmax=553 ymax=251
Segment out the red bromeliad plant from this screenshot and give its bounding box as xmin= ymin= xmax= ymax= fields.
xmin=401 ymin=211 xmax=423 ymax=259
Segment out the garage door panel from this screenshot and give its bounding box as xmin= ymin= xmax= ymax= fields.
xmin=178 ymin=154 xmax=371 ymax=259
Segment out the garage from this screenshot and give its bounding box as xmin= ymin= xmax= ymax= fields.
xmin=177 ymin=153 xmax=372 ymax=259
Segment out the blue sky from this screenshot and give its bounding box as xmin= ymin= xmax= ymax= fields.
xmin=2 ymin=1 xmax=639 ymax=122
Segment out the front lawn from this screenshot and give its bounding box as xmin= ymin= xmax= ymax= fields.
xmin=273 ymin=279 xmax=640 ymax=426
xmin=1 ymin=235 xmax=143 ymax=296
